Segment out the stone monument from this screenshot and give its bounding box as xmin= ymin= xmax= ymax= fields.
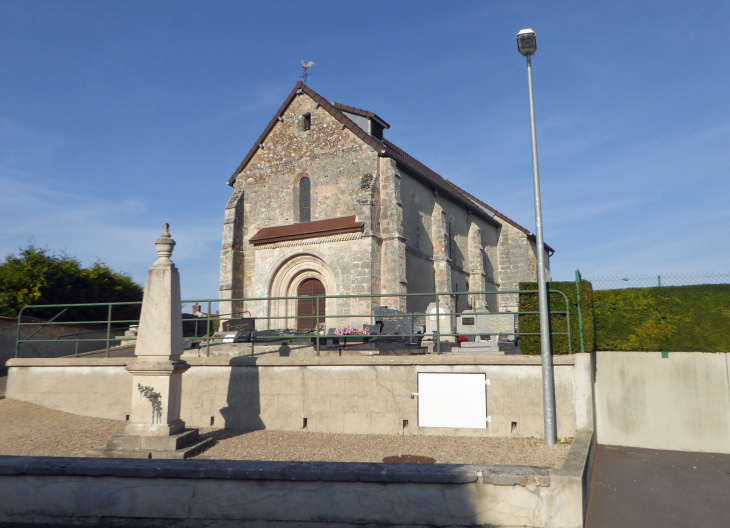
xmin=453 ymin=309 xmax=503 ymax=355
xmin=92 ymin=224 xmax=212 ymax=459
xmin=423 ymin=302 xmax=455 ymax=343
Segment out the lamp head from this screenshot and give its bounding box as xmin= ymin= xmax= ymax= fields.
xmin=516 ymin=29 xmax=537 ymax=56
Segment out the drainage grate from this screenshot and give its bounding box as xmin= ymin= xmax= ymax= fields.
xmin=382 ymin=454 xmax=435 ymax=464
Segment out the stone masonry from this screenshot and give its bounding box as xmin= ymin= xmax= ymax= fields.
xmin=219 ymin=82 xmax=552 ymax=333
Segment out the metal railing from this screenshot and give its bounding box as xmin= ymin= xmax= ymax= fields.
xmin=15 ymin=302 xmax=142 ymax=358
xmin=178 ymin=289 xmax=572 ymax=356
xmin=15 ymin=290 xmax=572 ymax=358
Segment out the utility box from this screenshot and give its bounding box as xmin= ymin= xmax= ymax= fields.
xmin=416 ymin=372 xmax=488 ymax=429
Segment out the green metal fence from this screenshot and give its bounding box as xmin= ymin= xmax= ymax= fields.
xmin=584 ymin=272 xmax=730 ymax=290
xmin=15 ymin=302 xmax=142 ymax=358
xmin=15 ymin=290 xmax=572 ymax=358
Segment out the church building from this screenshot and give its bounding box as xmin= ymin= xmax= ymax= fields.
xmin=219 ymin=81 xmax=552 ymax=331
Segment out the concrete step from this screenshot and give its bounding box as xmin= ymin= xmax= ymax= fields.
xmin=104 ymin=428 xmax=200 ymax=451
xmin=92 ymin=431 xmax=213 ymax=459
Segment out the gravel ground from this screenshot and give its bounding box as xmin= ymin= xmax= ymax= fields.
xmin=195 ymin=428 xmax=571 ymax=466
xmin=0 ymin=399 xmax=570 ymax=467
xmin=0 ymin=399 xmax=126 ymax=457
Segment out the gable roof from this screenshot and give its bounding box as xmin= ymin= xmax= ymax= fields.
xmin=229 ymin=81 xmax=553 ymax=253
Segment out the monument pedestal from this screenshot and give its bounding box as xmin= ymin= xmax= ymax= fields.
xmin=91 ymin=224 xmax=212 ymax=459
xmin=91 ymin=358 xmax=213 ymax=458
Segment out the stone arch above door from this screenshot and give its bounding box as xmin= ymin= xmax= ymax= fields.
xmin=266 ymin=252 xmax=337 ymax=330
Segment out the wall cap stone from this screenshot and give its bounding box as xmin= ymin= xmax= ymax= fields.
xmin=6 ymin=358 xmax=129 ymax=367
xmin=0 ymin=432 xmax=593 ymax=485
xmin=0 ymin=455 xmax=550 ymax=486
xmin=6 ymin=355 xmax=577 ymax=368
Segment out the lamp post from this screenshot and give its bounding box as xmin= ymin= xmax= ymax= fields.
xmin=517 ymin=28 xmax=557 ymax=446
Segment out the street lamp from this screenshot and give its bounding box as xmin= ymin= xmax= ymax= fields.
xmin=516 ymin=28 xmax=557 ymax=446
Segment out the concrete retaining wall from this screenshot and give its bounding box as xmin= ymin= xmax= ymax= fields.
xmin=7 ymin=355 xmax=583 ymax=438
xmin=0 ymin=429 xmax=594 ymax=528
xmin=594 ymin=351 xmax=730 ymax=453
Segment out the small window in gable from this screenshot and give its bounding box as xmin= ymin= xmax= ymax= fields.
xmin=299 ymin=177 xmax=311 ymax=222
xmin=370 ymin=121 xmax=384 ymax=141
xmin=299 ymin=113 xmax=311 ymax=132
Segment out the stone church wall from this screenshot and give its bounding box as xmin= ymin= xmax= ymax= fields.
xmin=496 ymin=222 xmax=551 ymax=313
xmin=399 ymin=170 xmax=505 ymax=315
xmin=222 ymin=91 xmax=381 ymax=313
xmin=250 ymin=235 xmax=378 ymax=331
xmin=220 ymin=87 xmax=551 ymax=326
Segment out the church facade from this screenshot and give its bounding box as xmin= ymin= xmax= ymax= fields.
xmin=219 ymin=81 xmax=552 ymax=331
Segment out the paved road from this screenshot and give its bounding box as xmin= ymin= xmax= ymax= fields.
xmin=586 ymin=444 xmax=730 ymax=528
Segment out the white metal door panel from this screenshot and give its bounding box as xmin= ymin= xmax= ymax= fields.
xmin=417 ymin=372 xmax=487 ymax=429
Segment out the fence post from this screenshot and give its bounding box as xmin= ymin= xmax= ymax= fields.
xmin=206 ymin=301 xmax=211 ymax=357
xmin=15 ymin=308 xmax=24 ymax=359
xmin=105 ymin=304 xmax=112 ymax=357
xmin=316 ymin=296 xmax=320 ymax=356
xmin=435 ymin=293 xmax=441 ymax=355
xmin=658 ymin=275 xmax=661 ymax=287
xmin=575 ymin=270 xmax=586 ymax=353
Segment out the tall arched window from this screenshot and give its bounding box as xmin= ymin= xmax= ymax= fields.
xmin=299 ymin=177 xmax=311 ymax=222
xmin=409 ymin=193 xmax=421 ymax=251
xmin=447 ymin=220 xmax=452 ymax=259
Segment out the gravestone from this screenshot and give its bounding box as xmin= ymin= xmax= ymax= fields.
xmin=381 ymin=321 xmax=399 ymax=336
xmin=374 ymin=306 xmax=413 ymax=336
xmin=326 ymin=328 xmax=339 ymax=347
xmin=251 ymin=330 xmax=279 ymax=340
xmin=424 ymin=302 xmax=455 ymax=342
xmin=456 ymin=310 xmax=479 ymax=342
xmin=456 ymin=310 xmax=515 ymax=342
xmin=364 ymin=324 xmax=381 ymax=335
xmin=483 ymin=312 xmax=516 ymax=341
xmin=222 ymin=318 xmax=255 ymax=332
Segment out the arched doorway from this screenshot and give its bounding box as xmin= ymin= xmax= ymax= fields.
xmin=297 ymin=278 xmax=326 ymax=332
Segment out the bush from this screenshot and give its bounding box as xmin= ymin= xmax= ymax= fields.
xmin=518 ymin=280 xmax=595 ymax=355
xmin=0 ymin=245 xmax=143 ymax=324
xmin=594 ymin=284 xmax=730 ymax=352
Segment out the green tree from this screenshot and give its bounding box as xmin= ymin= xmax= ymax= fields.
xmin=0 ymin=245 xmax=143 ymax=323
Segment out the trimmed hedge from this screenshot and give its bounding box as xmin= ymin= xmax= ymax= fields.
xmin=518 ymin=281 xmax=595 ymax=355
xmin=594 ymin=284 xmax=730 ymax=352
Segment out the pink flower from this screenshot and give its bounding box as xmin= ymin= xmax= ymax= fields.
xmin=335 ymin=328 xmax=370 ymax=336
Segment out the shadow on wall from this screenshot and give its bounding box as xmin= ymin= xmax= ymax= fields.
xmin=219 ymin=356 xmax=266 ymax=431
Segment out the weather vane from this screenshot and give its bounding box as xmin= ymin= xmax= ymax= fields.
xmin=300 ymin=61 xmax=315 ymax=85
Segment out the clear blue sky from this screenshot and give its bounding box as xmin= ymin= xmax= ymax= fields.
xmin=1 ymin=1 xmax=728 ymax=299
